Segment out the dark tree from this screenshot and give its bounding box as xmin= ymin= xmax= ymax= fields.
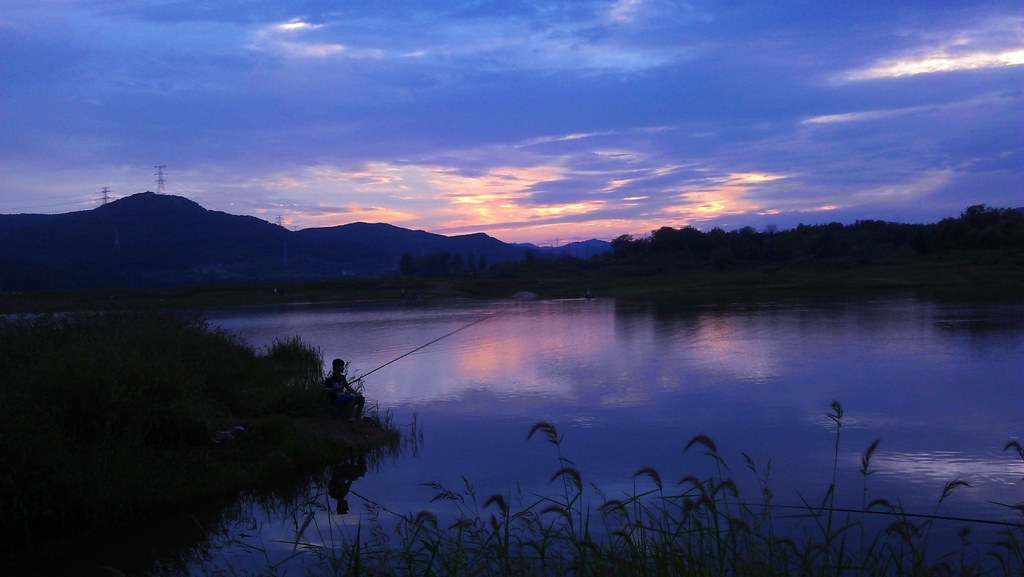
xmin=399 ymin=252 xmax=415 ymax=276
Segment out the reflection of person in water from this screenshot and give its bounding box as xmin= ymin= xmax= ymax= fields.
xmin=328 ymin=456 xmax=368 ymax=515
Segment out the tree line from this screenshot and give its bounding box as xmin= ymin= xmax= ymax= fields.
xmin=396 ymin=205 xmax=1022 ymax=276
xmin=608 ymin=204 xmax=1023 ymax=270
xmin=399 ymin=251 xmax=489 ymax=277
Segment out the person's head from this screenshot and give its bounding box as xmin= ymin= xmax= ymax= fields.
xmin=332 ymin=358 xmax=345 ymax=371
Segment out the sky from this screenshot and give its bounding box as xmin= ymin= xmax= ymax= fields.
xmin=1 ymin=1 xmax=1021 ymax=244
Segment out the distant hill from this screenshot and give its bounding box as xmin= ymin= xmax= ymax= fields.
xmin=515 ymin=239 xmax=611 ymax=259
xmin=297 ymin=222 xmax=528 ymax=265
xmin=0 ymin=192 xmax=539 ymax=291
xmin=0 ymin=214 xmax=59 ymax=237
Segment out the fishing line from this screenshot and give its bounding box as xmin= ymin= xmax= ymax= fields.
xmin=755 ymin=503 xmax=1022 ymax=528
xmin=350 ymin=492 xmax=1022 ymax=528
xmin=355 ymin=303 xmax=516 ymax=381
xmin=349 ymin=489 xmax=409 ymax=520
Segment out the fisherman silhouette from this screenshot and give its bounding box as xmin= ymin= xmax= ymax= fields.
xmin=328 ymin=456 xmax=368 ymax=515
xmin=324 ymin=358 xmax=365 ymax=421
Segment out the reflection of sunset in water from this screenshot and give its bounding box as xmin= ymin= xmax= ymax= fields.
xmin=449 ymin=327 xmax=510 ymax=381
xmin=385 ymin=302 xmax=619 ymax=402
xmin=210 ymin=298 xmax=1023 ymax=522
xmin=218 ymin=299 xmax=1020 ymax=423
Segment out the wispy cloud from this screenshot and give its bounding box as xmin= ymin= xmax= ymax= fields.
xmin=848 ymin=48 xmax=1024 ymax=80
xmin=660 ymin=172 xmax=787 ymax=224
xmin=273 ymin=20 xmax=321 ymax=33
xmin=0 ymin=1 xmax=1020 ymax=242
xmin=841 ymin=17 xmax=1024 ymax=81
xmin=800 ymin=95 xmax=1018 ymax=132
xmin=802 ymin=104 xmax=939 ymax=125
xmin=250 ymin=19 xmax=386 ymax=59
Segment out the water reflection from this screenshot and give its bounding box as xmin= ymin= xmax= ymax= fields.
xmin=4 ymin=493 xmax=240 ymax=576
xmin=16 ymin=297 xmax=1021 ymax=575
xmin=194 ymin=296 xmax=1024 ymax=573
xmin=189 ymin=440 xmax=410 ymax=577
xmin=329 ymin=456 xmax=368 ymax=515
xmin=873 ymin=451 xmax=1024 ymax=487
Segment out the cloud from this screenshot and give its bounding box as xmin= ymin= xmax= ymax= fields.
xmin=800 ymin=94 xmax=1018 ymax=126
xmin=846 ymin=170 xmax=955 ymax=204
xmin=840 ymin=16 xmax=1024 ymax=81
xmin=0 ymin=1 xmax=1020 ymax=244
xmin=802 ymin=105 xmax=937 ymax=125
xmin=242 ymin=148 xmax=717 ymax=242
xmin=249 ymin=19 xmax=387 ymax=60
xmin=608 ymin=0 xmax=646 ymax=24
xmin=273 ymin=20 xmax=321 ymax=33
xmin=231 ymin=3 xmax=692 ymax=73
xmin=848 ymin=48 xmax=1024 ymax=80
xmin=659 ymin=172 xmax=787 ymax=224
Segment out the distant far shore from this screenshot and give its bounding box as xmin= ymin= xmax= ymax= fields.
xmin=2 ymin=250 xmax=1020 ymax=314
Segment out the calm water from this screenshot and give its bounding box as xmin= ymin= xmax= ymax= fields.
xmin=18 ymin=296 xmax=1022 ymax=575
xmin=185 ymin=296 xmax=1024 ymax=574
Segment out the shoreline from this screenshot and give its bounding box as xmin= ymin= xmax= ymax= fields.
xmin=1 ymin=254 xmax=1021 ymax=314
xmin=1 ymin=416 xmax=401 ymax=570
xmin=1 ymin=417 xmax=401 ymax=576
xmin=0 ymin=310 xmax=402 ymax=552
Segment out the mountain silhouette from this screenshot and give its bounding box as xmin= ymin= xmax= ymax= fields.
xmin=0 ymin=192 xmax=579 ymax=291
xmin=515 ymin=239 xmax=613 ymax=259
xmin=297 ymin=222 xmax=527 ymax=265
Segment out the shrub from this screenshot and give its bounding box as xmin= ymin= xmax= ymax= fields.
xmin=0 ymin=308 xmax=328 ymax=541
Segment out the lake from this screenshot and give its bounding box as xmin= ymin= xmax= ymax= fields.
xmin=185 ymin=295 xmax=1023 ymax=575
xmin=16 ymin=295 xmax=1024 ymax=575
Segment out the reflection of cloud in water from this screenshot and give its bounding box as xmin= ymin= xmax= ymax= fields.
xmin=381 ymin=301 xmax=617 ymax=403
xmin=599 ymin=391 xmax=648 ymax=408
xmin=196 ymin=299 xmax=1023 ymax=574
xmin=688 ymin=315 xmax=782 ymax=384
xmin=361 ymin=300 xmax=1022 ymax=438
xmin=872 ymin=451 xmax=1024 ymax=487
xmin=210 ymin=300 xmax=1022 ymax=453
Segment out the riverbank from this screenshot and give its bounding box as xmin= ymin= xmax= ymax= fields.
xmin=0 ymin=309 xmax=400 ymax=551
xmin=0 ymin=252 xmax=1021 ymax=314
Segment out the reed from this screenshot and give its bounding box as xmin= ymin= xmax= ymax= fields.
xmin=0 ymin=308 xmax=387 ymax=545
xmin=254 ymin=403 xmax=1022 ymax=577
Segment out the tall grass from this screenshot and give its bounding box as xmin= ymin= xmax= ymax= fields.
xmin=265 ymin=403 xmax=1021 ymax=577
xmin=0 ymin=308 xmax=370 ymax=544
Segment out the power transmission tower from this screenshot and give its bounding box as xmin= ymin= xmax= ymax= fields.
xmin=154 ymin=166 xmax=166 ymax=194
xmin=276 ymin=215 xmax=284 ymax=227
xmin=100 ymin=186 xmax=111 ymax=205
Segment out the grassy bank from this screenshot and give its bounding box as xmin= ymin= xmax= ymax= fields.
xmin=1 ymin=252 xmax=1021 ymax=314
xmin=0 ymin=308 xmax=398 ymax=546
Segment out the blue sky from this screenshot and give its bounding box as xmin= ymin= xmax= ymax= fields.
xmin=1 ymin=1 xmax=1021 ymax=243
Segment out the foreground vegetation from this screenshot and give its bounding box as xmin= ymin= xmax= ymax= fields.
xmin=215 ymin=405 xmax=1022 ymax=577
xmin=0 ymin=309 xmax=398 ymax=547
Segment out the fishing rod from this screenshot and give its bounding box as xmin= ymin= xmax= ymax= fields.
xmin=353 ymin=303 xmax=516 ymax=382
xmin=751 ymin=503 xmax=1023 ymax=528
